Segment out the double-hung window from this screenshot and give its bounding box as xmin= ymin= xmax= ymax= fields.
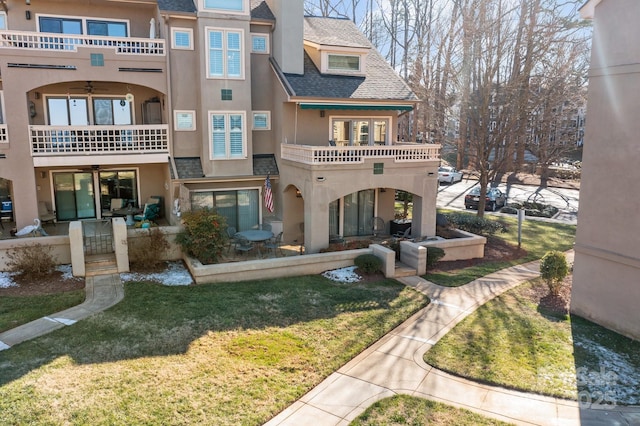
xmin=210 ymin=112 xmax=246 ymax=159
xmin=207 ymin=28 xmax=243 ymax=79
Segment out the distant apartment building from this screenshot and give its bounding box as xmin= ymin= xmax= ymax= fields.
xmin=0 ymin=0 xmax=440 ymax=253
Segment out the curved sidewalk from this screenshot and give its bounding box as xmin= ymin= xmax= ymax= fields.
xmin=266 ymin=257 xmax=640 ymax=426
xmin=0 ymin=274 xmax=124 ymax=351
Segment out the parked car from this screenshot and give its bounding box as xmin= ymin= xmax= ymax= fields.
xmin=438 ymin=166 xmax=464 ymax=184
xmin=464 ymin=186 xmax=507 ymax=211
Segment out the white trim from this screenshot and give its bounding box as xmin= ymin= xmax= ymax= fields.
xmin=250 ymin=33 xmax=269 ymax=54
xmin=174 ymin=110 xmax=196 ymax=131
xmin=171 ymin=27 xmax=193 ymax=50
xmin=322 ymin=51 xmax=366 ymax=75
xmin=200 ymin=0 xmax=249 ymax=16
xmin=208 ymin=110 xmax=247 ymax=160
xmin=205 ymin=27 xmax=245 ymax=80
xmin=252 ymin=111 xmax=271 ymax=130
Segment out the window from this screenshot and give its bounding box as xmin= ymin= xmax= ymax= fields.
xmin=209 ymin=112 xmax=246 ymax=159
xmin=174 ymin=110 xmax=196 ymax=131
xmin=251 ymin=34 xmax=269 ymax=54
xmin=93 ymin=98 xmax=132 ymax=125
xmin=0 ymin=12 xmax=7 ymax=30
xmin=207 ymin=28 xmax=243 ymax=79
xmin=191 ymin=189 xmax=259 ymax=231
xmin=252 ymin=111 xmax=270 ymax=130
xmin=39 ymin=17 xmax=82 ymax=34
xmin=171 ymin=27 xmax=193 ymax=50
xmin=203 ymin=0 xmax=246 ymax=13
xmin=87 ymin=20 xmax=127 ymax=37
xmin=221 ymin=89 xmax=232 ymax=101
xmin=332 ymin=118 xmax=389 ymax=146
xmin=328 ymin=54 xmax=360 ymax=72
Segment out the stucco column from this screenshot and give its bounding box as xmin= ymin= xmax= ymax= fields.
xmin=303 ymin=192 xmax=330 ymax=254
xmin=112 ymin=217 xmax=129 ymax=273
xmin=69 ymin=221 xmax=85 ymax=277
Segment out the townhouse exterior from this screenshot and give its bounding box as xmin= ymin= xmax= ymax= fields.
xmin=0 ymin=0 xmax=440 ymax=254
xmin=574 ymin=0 xmax=639 ymax=340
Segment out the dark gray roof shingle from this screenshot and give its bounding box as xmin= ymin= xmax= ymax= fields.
xmin=174 ymin=157 xmax=204 ymax=179
xmin=251 ymin=0 xmax=275 ymax=21
xmin=253 ymin=154 xmax=279 ymax=176
xmin=157 ymin=0 xmax=197 ymax=13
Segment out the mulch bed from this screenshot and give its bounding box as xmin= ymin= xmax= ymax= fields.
xmin=2 ymin=271 xmax=85 ymax=297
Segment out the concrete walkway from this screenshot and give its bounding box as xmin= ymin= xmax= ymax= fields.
xmin=266 ymin=257 xmax=640 ymax=426
xmin=0 ymin=273 xmax=124 ymax=351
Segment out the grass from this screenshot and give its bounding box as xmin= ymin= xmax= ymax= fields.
xmin=0 ymin=275 xmax=428 ymax=425
xmin=351 ymin=394 xmax=511 ymax=425
xmin=427 ymin=211 xmax=576 ymax=286
xmin=424 ymin=278 xmax=640 ymax=403
xmin=0 ymin=290 xmax=85 ymax=333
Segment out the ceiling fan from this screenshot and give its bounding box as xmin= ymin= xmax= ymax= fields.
xmin=69 ymin=81 xmax=108 ymax=94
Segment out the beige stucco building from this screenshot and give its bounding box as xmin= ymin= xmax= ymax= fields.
xmin=0 ymin=0 xmax=440 ymax=254
xmin=573 ymin=0 xmax=640 ymax=339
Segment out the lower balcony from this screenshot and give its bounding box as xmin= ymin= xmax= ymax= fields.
xmin=281 ymin=142 xmax=441 ymax=165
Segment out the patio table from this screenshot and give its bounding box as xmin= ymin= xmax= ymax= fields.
xmin=236 ymin=229 xmax=273 ymax=257
xmin=113 ymin=207 xmax=142 ymax=226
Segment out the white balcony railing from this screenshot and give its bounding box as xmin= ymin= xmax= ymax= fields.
xmin=0 ymin=125 xmax=7 ymax=143
xmin=30 ymin=125 xmax=169 ymax=156
xmin=281 ymin=143 xmax=441 ymax=165
xmin=0 ymin=31 xmax=165 ymax=55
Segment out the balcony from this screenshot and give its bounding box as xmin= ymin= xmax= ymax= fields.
xmin=281 ymin=143 xmax=441 ymax=165
xmin=0 ymin=125 xmax=7 ymax=144
xmin=30 ymin=125 xmax=169 ymax=159
xmin=0 ymin=31 xmax=165 ymax=56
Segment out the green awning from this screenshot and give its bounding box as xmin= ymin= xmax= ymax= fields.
xmin=299 ymin=103 xmax=413 ymax=111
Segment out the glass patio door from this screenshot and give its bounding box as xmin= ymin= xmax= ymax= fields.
xmin=53 ymin=172 xmax=96 ymax=220
xmin=343 ymin=189 xmax=374 ymax=237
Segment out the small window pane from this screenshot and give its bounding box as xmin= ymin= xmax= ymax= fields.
xmin=253 ymin=112 xmax=269 ymax=130
xmin=212 ymin=115 xmax=226 ymax=158
xmin=174 ymin=31 xmax=191 ymax=48
xmin=328 ymin=54 xmax=360 ymax=71
xmin=230 ymin=114 xmax=243 ymax=156
xmin=252 ymin=35 xmax=267 ymax=53
xmin=0 ymin=14 xmax=7 ymax=30
xmin=205 ymin=0 xmax=244 ymax=11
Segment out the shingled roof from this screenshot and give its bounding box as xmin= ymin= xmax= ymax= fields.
xmin=279 ymin=17 xmax=417 ymax=102
xmin=251 ymin=0 xmax=275 ymax=21
xmin=172 ymin=155 xmax=278 ymax=179
xmin=157 ymin=0 xmax=196 ymax=13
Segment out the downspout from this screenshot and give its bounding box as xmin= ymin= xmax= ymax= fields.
xmin=294 ymin=103 xmax=298 ymax=144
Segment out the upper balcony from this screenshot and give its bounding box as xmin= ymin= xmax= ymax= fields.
xmin=281 ymin=143 xmax=441 ymax=165
xmin=29 ymin=124 xmax=169 ymax=167
xmin=0 ymin=31 xmax=165 ymax=56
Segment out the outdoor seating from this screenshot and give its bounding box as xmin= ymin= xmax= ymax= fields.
xmin=392 ymin=227 xmax=412 ymax=239
xmin=264 ymin=231 xmax=283 ymax=257
xmin=134 ymin=202 xmax=159 ymax=222
xmin=234 ymin=235 xmax=255 ymax=255
xmin=38 ymin=201 xmax=56 ymax=226
xmin=102 ymin=198 xmax=124 ymax=218
xmin=371 ymin=216 xmax=386 ymax=237
xmin=226 ymin=226 xmax=238 ymax=253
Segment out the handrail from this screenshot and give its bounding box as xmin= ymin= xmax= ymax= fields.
xmin=281 ymin=143 xmax=441 ymax=165
xmin=30 ymin=124 xmax=169 ymax=155
xmin=0 ymin=30 xmax=165 ymax=55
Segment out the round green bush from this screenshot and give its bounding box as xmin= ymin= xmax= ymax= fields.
xmin=354 ymin=254 xmax=382 ymax=274
xmin=540 ymin=250 xmax=569 ymax=296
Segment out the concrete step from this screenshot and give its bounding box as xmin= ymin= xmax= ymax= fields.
xmin=85 ymin=253 xmax=118 ymax=277
xmin=394 ymin=261 xmax=416 ymax=278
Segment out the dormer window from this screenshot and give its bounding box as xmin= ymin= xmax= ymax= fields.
xmin=328 ymin=54 xmax=360 ymax=72
xmin=203 ymin=0 xmax=247 ymax=14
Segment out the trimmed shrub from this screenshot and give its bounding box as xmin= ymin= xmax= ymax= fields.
xmin=540 ymin=250 xmax=569 ymax=296
xmin=444 ymin=212 xmax=507 ymax=236
xmin=426 ymin=247 xmax=445 ymax=268
xmin=175 ymin=208 xmax=227 ymax=264
xmin=354 ymin=254 xmax=382 ymax=274
xmin=7 ymin=243 xmax=56 ymax=279
xmin=129 ymin=228 xmax=170 ymax=271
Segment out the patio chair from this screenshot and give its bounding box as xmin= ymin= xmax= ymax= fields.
xmin=234 ymin=235 xmax=255 ymax=256
xmin=226 ymin=226 xmax=238 ymax=253
xmin=38 ymin=201 xmax=56 ymax=226
xmin=102 ymin=198 xmax=124 ymax=218
xmin=371 ymin=216 xmax=386 ymax=237
xmin=392 ymin=227 xmax=412 ymax=239
xmin=264 ymin=231 xmax=283 ymax=257
xmin=134 ymin=202 xmax=159 ymax=222
xmin=260 ymin=223 xmax=272 ymax=231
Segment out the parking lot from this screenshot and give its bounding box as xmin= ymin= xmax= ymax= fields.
xmin=436 ymin=178 xmax=579 ymax=224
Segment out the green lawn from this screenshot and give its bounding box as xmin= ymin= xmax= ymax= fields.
xmin=424 ymin=278 xmax=640 ymax=404
xmin=0 ymin=291 xmax=85 ymax=333
xmin=427 ymin=212 xmax=576 ymax=286
xmin=0 ymin=276 xmax=428 ymax=425
xmin=351 ymin=395 xmax=511 ymax=425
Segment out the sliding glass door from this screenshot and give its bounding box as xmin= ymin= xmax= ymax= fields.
xmin=191 ymin=189 xmax=259 ymax=231
xmin=332 ymin=118 xmax=388 ymax=146
xmin=342 ymin=189 xmax=374 ymax=237
xmin=53 ymin=172 xmax=95 ymax=220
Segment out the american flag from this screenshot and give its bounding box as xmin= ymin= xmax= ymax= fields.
xmin=264 ymin=175 xmax=274 ymax=213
